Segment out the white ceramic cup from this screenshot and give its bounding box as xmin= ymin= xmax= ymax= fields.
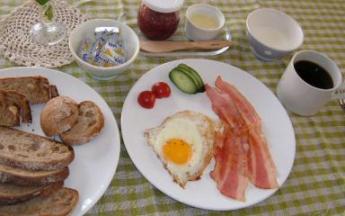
xmin=277 ymin=50 xmax=344 ymax=116
xmin=185 ymin=4 xmax=225 ymax=41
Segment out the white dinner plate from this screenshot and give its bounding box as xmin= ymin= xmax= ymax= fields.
xmin=0 ymin=67 xmax=121 ymax=216
xmin=121 ymin=59 xmax=295 ymax=211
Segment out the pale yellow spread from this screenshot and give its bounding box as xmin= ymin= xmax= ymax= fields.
xmin=189 ymin=13 xmax=219 ymax=29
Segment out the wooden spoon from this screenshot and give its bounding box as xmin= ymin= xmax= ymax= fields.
xmin=140 ymin=40 xmax=232 ymax=53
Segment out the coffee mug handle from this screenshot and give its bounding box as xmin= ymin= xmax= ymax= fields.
xmin=332 ymin=83 xmax=345 ymax=100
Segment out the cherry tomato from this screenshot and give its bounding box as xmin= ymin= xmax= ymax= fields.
xmin=152 ymin=82 xmax=171 ymax=98
xmin=138 ymin=91 xmax=156 ymax=109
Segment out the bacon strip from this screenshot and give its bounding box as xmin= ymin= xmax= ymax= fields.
xmin=215 ymin=76 xmax=261 ymax=128
xmin=247 ymin=129 xmax=278 ymax=188
xmin=206 ymin=85 xmax=249 ymax=201
xmin=211 ymin=128 xmax=249 ymax=201
xmin=205 ymin=84 xmax=246 ymax=130
xmin=206 ymin=77 xmax=278 ymax=201
xmin=214 ymin=77 xmax=278 ymax=189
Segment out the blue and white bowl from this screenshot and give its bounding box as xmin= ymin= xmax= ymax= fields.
xmin=246 ymin=8 xmax=304 ymax=61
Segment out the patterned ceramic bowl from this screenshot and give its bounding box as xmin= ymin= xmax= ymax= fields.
xmin=246 ymin=8 xmax=304 ymax=61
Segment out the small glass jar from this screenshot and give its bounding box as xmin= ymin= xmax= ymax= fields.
xmin=138 ymin=0 xmax=184 ymax=40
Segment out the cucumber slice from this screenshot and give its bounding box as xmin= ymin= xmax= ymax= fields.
xmin=177 ymin=66 xmax=204 ymax=92
xmin=177 ymin=64 xmax=205 ymax=92
xmin=169 ymin=69 xmax=199 ymax=94
xmin=175 ymin=67 xmax=201 ymax=91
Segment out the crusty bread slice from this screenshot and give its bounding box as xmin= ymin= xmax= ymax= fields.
xmin=60 ymin=101 xmax=104 ymax=145
xmin=0 ymin=90 xmax=32 ymax=125
xmin=0 ymin=76 xmax=59 ymax=104
xmin=0 ymin=104 xmax=19 ymax=127
xmin=0 ymin=127 xmax=74 ymax=171
xmin=49 ymin=85 xmax=59 ymax=100
xmin=0 ymin=164 xmax=69 ymax=186
xmin=0 ymin=187 xmax=78 ymax=216
xmin=0 ymin=181 xmax=63 ymax=205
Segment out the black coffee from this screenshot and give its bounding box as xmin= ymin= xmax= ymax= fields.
xmin=294 ymin=60 xmax=334 ymax=89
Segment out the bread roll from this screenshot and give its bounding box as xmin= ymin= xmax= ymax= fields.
xmin=40 ymin=96 xmax=79 ymax=136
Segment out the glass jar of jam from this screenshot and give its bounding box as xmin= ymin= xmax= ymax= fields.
xmin=138 ymin=0 xmax=184 ymax=40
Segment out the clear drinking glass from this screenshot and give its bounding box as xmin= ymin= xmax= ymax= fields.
xmin=30 ymin=0 xmax=66 ymax=45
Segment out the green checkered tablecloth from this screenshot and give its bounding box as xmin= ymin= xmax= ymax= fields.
xmin=0 ymin=0 xmax=344 ymax=215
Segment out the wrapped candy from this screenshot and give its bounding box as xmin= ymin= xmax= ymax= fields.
xmin=78 ymin=37 xmax=94 ymax=62
xmin=78 ymin=27 xmax=127 ymax=67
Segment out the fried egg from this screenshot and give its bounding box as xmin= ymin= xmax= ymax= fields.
xmin=145 ymin=111 xmax=216 ymax=188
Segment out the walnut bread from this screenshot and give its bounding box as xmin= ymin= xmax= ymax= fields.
xmin=0 ymin=76 xmax=59 ymax=104
xmin=60 ymin=101 xmax=104 ymax=145
xmin=0 ymin=127 xmax=74 ymax=171
xmin=0 ymin=187 xmax=79 ymax=216
xmin=0 ymin=164 xmax=69 ymax=186
xmin=0 ymin=181 xmax=63 ymax=205
xmin=0 ymin=90 xmax=32 ymax=126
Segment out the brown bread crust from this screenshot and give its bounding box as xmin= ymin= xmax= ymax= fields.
xmin=0 ymin=165 xmax=69 ymax=186
xmin=60 ymin=101 xmax=104 ymax=145
xmin=0 ymin=187 xmax=78 ymax=216
xmin=0 ymin=127 xmax=74 ymax=171
xmin=0 ymin=76 xmax=59 ymax=104
xmin=0 ymin=90 xmax=32 ymax=124
xmin=49 ymin=85 xmax=59 ymax=99
xmin=0 ymin=181 xmax=63 ymax=205
xmin=0 ymin=104 xmax=19 ymax=127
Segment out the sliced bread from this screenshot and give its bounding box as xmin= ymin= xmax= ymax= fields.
xmin=0 ymin=90 xmax=32 ymax=125
xmin=0 ymin=181 xmax=63 ymax=205
xmin=0 ymin=127 xmax=74 ymax=171
xmin=0 ymin=164 xmax=69 ymax=186
xmin=0 ymin=187 xmax=78 ymax=216
xmin=0 ymin=76 xmax=59 ymax=104
xmin=60 ymin=101 xmax=104 ymax=145
xmin=0 ymin=104 xmax=19 ymax=127
xmin=40 ymin=96 xmax=79 ymax=136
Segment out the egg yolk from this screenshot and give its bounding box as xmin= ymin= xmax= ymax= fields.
xmin=163 ymin=139 xmax=192 ymax=165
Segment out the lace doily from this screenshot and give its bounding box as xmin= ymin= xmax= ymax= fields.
xmin=0 ymin=0 xmax=88 ymax=68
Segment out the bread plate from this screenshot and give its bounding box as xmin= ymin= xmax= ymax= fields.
xmin=0 ymin=67 xmax=121 ymax=216
xmin=121 ymin=59 xmax=295 ymax=210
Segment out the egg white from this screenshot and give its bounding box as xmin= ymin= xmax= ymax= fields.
xmin=145 ymin=111 xmax=215 ymax=187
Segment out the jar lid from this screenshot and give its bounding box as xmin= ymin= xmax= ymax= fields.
xmin=143 ymin=0 xmax=184 ymax=13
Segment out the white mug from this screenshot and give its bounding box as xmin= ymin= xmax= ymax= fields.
xmin=277 ymin=50 xmax=344 ymax=116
